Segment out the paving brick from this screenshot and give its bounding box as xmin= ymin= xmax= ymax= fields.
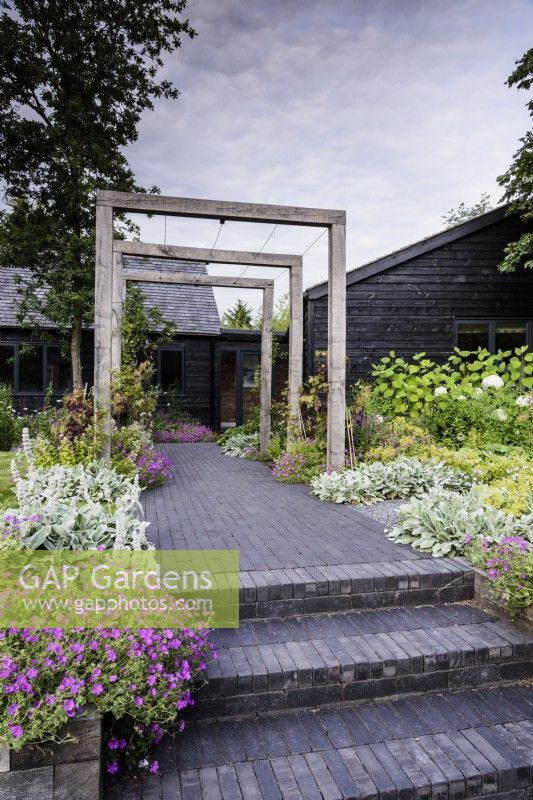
xmin=110 ymin=446 xmax=533 ymax=800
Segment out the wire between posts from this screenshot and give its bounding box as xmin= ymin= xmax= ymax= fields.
xmin=239 ymin=224 xmax=278 ymax=277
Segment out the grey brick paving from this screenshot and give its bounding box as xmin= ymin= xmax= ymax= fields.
xmin=106 ymin=445 xmax=533 ymax=800
xmin=195 ymin=604 xmax=532 ymax=716
xmin=106 ymin=686 xmax=533 ymax=799
xmin=142 ymin=444 xmax=431 ymax=570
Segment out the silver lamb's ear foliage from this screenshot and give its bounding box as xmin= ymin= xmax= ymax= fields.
xmin=9 ymin=460 xmax=150 ymax=551
xmin=21 ymin=427 xmax=33 ymax=464
xmin=310 ymin=457 xmax=470 ymax=505
xmin=220 ymin=433 xmax=260 ymax=458
xmin=387 ymin=488 xmax=531 ymax=558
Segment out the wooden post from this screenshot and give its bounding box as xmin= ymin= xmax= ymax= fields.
xmin=327 ymin=223 xmax=346 ymax=468
xmin=260 ymin=284 xmax=274 ymax=453
xmin=111 ymin=250 xmax=123 ymax=375
xmin=95 ymin=192 xmax=347 ymax=464
xmin=94 ymin=205 xmax=114 ymax=461
xmin=288 ymin=260 xmax=303 ymax=439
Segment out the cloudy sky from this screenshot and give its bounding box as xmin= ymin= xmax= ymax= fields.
xmin=126 ymin=0 xmax=533 ymax=317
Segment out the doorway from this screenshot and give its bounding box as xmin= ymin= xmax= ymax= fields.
xmin=220 ymin=347 xmax=261 ymax=429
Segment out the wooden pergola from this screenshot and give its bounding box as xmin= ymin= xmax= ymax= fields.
xmin=95 ymin=191 xmax=346 ymax=466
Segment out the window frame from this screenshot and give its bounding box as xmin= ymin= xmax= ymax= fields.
xmin=0 ymin=341 xmax=72 ymax=395
xmin=157 ymin=344 xmax=185 ymax=394
xmin=454 ymin=319 xmax=533 ymax=354
xmin=0 ymin=342 xmax=16 ymax=390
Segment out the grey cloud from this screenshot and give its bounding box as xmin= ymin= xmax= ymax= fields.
xmin=126 ymin=0 xmax=533 ymax=316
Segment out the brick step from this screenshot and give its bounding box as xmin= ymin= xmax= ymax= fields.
xmin=239 ymin=558 xmax=474 ymax=618
xmin=196 ymin=604 xmax=533 ymax=718
xmin=106 ymin=684 xmax=533 ymax=799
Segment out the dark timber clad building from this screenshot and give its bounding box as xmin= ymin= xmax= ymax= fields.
xmin=304 ymin=206 xmax=533 ymax=380
xmin=0 ymin=257 xmax=287 ymax=429
xmin=1 ymin=207 xmax=532 ymax=425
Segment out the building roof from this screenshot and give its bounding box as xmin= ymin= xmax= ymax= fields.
xmin=305 ymin=205 xmax=510 ymax=300
xmin=0 ymin=257 xmax=221 ymax=336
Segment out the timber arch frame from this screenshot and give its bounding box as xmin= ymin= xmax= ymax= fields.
xmin=95 ymin=190 xmax=346 ymax=466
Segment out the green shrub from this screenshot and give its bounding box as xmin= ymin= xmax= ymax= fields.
xmin=272 ymin=439 xmax=326 ymax=483
xmin=387 ymin=488 xmax=527 ymax=557
xmin=31 ymin=390 xmax=100 ymax=467
xmin=0 ymin=384 xmax=18 ymax=451
xmin=220 ymin=432 xmax=259 ymax=458
xmin=422 ymin=383 xmax=532 ymax=449
xmin=216 ymin=422 xmax=258 ymax=446
xmin=112 ymin=361 xmax=158 ymax=425
xmin=368 ymin=346 xmax=533 ymax=419
xmin=415 ymin=444 xmax=533 ymax=516
xmin=365 ymin=417 xmax=433 ymax=462
xmin=310 ymin=457 xmax=470 ymax=505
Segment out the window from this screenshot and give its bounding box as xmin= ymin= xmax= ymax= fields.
xmin=46 ymin=345 xmax=71 ymax=392
xmin=158 ymin=346 xmax=184 ymax=392
xmin=18 ymin=345 xmax=43 ymax=392
xmin=495 ymin=322 xmax=527 ymax=352
xmin=0 ymin=342 xmax=72 ymax=394
xmin=457 ymin=322 xmax=490 ymax=352
xmin=456 ymin=320 xmax=531 ymax=354
xmin=0 ymin=345 xmax=15 ymax=387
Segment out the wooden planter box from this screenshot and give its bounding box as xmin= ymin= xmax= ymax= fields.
xmin=0 ymin=709 xmax=102 ymax=800
xmin=458 ymin=558 xmax=533 ymax=635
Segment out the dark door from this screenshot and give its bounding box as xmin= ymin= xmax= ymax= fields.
xmin=220 ymin=348 xmax=260 ymax=429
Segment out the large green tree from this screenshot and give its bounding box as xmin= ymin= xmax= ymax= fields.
xmin=498 ymin=47 xmax=533 ymax=272
xmin=0 ymin=1 xmax=195 ymax=388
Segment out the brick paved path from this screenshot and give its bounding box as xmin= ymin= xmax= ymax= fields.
xmin=106 ymin=444 xmax=533 ymax=800
xmin=142 ymin=443 xmax=424 ymax=570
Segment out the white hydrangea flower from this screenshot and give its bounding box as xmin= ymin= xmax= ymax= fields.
xmin=457 ymin=394 xmax=466 ymax=401
xmin=434 ymin=387 xmax=448 ymax=397
xmin=473 ymin=387 xmax=483 ymax=397
xmin=481 ymin=374 xmax=504 ymax=390
xmin=493 ymin=408 xmax=507 ymax=422
xmin=516 ymin=395 xmax=532 ymax=407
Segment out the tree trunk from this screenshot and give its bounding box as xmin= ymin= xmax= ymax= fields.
xmin=70 ymin=317 xmax=83 ymax=391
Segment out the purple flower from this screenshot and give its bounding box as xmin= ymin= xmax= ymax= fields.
xmin=106 ymin=761 xmax=119 ymax=775
xmin=8 ymin=724 xmax=23 ymax=739
xmin=91 ymin=683 xmax=104 ymax=696
xmin=63 ymin=699 xmax=76 ymax=717
xmin=149 ymin=760 xmax=159 ymax=774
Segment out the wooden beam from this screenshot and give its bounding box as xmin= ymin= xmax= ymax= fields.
xmin=115 ymin=240 xmax=301 ymax=268
xmin=122 ymin=269 xmax=273 ymax=290
xmin=327 ymin=223 xmax=346 ymax=468
xmin=288 ymin=261 xmax=303 ymax=434
xmin=97 ymin=190 xmax=345 ymax=227
xmin=94 ymin=205 xmax=114 ymax=461
xmin=111 ymin=251 xmax=123 ymax=375
xmin=260 ymin=284 xmax=274 ymax=453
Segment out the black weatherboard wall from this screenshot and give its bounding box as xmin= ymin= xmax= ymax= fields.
xmin=305 ymin=207 xmax=533 ymax=381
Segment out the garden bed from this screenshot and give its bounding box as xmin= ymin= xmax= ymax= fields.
xmin=0 ymin=708 xmax=102 ymax=800
xmin=458 ymin=558 xmax=533 ymax=635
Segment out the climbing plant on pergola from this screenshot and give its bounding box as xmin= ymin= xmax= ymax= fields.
xmin=94 ymin=190 xmax=346 ymax=466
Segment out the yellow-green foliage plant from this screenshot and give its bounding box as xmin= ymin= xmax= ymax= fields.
xmin=415 ymin=444 xmax=533 ymax=516
xmin=365 ymin=418 xmax=433 ymax=463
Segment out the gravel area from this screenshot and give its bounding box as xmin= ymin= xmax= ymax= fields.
xmin=351 ymin=499 xmax=407 ymax=529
